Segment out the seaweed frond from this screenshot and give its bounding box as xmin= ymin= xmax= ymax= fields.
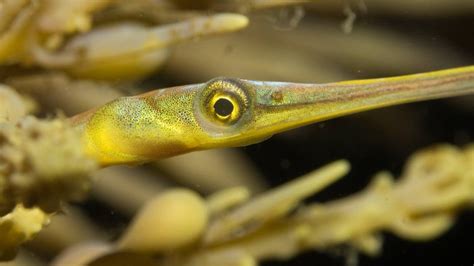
xmin=0 ymin=117 xmax=98 ymax=215
xmin=0 ymin=205 xmax=49 ymax=260
xmin=51 ymin=143 xmax=474 ymax=266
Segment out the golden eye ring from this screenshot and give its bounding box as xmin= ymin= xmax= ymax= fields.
xmin=199 ymin=78 xmax=250 ymax=127
xmin=208 ymin=93 xmax=241 ymax=123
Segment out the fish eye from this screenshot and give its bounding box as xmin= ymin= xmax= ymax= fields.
xmin=213 ymin=97 xmax=234 ymax=118
xmin=208 ymin=93 xmax=241 ymax=123
xmin=202 ymin=79 xmax=249 ymax=125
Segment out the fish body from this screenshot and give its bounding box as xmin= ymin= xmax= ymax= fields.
xmin=71 ymin=66 xmax=474 ymax=165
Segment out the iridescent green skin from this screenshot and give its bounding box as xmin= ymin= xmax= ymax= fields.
xmin=70 ymin=66 xmax=474 ymax=165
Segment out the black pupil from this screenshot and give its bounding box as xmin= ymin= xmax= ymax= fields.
xmin=214 ymin=98 xmax=234 ymax=117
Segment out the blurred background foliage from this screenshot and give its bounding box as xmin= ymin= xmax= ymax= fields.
xmin=0 ymin=0 xmax=473 ymax=265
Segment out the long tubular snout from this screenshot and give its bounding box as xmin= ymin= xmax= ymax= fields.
xmin=249 ymin=66 xmax=474 ymax=136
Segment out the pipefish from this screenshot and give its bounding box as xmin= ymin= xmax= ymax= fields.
xmin=70 ymin=65 xmax=474 ymax=165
